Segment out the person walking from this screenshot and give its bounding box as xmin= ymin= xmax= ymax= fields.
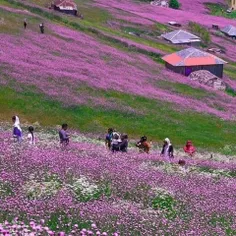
xmin=119 ymin=134 xmax=128 ymax=152
xmin=12 ymin=115 xmax=22 ymax=143
xmin=39 ymin=23 xmax=44 ymax=34
xmin=161 ymin=138 xmax=174 ymax=161
xmin=59 ymin=124 xmax=70 ymax=147
xmin=27 ymin=126 xmax=35 ymax=145
xmin=105 ymin=128 xmax=113 ymax=150
xmin=24 ymin=18 xmax=27 ymax=29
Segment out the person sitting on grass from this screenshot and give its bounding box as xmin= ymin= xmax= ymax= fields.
xmin=105 ymin=128 xmax=113 ymax=150
xmin=161 ymin=138 xmax=174 ymax=160
xmin=12 ymin=115 xmax=22 ymax=143
xmin=119 ymin=134 xmax=128 ymax=152
xmin=27 ymin=126 xmax=35 ymax=145
xmin=136 ymin=136 xmax=151 ymax=154
xmin=183 ymin=140 xmax=196 ymax=156
xmin=59 ymin=123 xmax=70 ymax=147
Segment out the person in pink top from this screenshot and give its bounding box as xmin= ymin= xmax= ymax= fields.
xmin=183 ymin=140 xmax=196 ymax=156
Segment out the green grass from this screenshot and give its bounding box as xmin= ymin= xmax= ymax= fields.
xmin=155 ymin=80 xmax=215 ymax=99
xmin=0 ymin=8 xmax=41 ymax=34
xmin=208 ymin=215 xmax=236 ymax=235
xmin=188 ymin=21 xmax=211 ymax=45
xmin=225 ymin=87 xmax=236 ymax=97
xmin=225 ymin=65 xmax=236 ymax=80
xmin=1 ymin=85 xmax=236 ymax=150
xmin=205 ymin=3 xmax=236 ymax=19
xmin=2 ymin=0 xmax=177 ymax=54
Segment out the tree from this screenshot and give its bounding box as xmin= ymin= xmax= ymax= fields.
xmin=169 ymin=0 xmax=180 ymax=9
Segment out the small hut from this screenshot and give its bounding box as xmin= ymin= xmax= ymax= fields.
xmin=161 ymin=30 xmax=201 ymax=46
xmin=221 ymin=25 xmax=236 ymax=39
xmin=162 ymin=47 xmax=227 ymax=78
xmin=52 ymin=0 xmax=77 ymax=16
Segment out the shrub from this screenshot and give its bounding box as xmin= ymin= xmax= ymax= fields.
xmin=189 ymin=22 xmax=211 ymax=44
xmin=221 ymin=145 xmax=236 ymax=156
xmin=225 ymin=86 xmax=236 ymax=97
xmin=169 ymin=0 xmax=180 ymax=9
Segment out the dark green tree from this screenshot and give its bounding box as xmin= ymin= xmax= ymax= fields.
xmin=169 ymin=0 xmax=180 ymax=9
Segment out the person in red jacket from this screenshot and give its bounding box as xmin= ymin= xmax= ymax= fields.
xmin=184 ymin=140 xmax=196 ymax=156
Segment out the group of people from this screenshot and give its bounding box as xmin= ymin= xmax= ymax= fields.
xmin=11 ymin=116 xmax=197 ymax=158
xmin=105 ymin=128 xmax=196 ymax=158
xmin=105 ymin=128 xmax=128 ymax=152
xmin=12 ymin=116 xmax=70 ymax=147
xmin=12 ymin=116 xmax=35 ymax=145
xmin=23 ymin=18 xmax=45 ymax=34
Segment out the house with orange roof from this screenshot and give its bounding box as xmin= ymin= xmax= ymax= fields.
xmin=52 ymin=0 xmax=77 ymax=16
xmin=162 ymin=48 xmax=227 ymax=78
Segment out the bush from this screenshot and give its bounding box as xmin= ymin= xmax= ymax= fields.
xmin=225 ymin=86 xmax=236 ymax=97
xmin=169 ymin=0 xmax=180 ymax=9
xmin=189 ymin=22 xmax=211 ymax=44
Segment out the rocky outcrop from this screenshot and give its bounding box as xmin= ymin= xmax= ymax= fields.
xmin=189 ymin=70 xmax=226 ymax=90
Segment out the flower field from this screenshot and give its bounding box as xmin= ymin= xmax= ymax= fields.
xmin=94 ymin=0 xmax=235 ymax=28
xmin=0 ymin=0 xmax=236 ymax=234
xmin=0 ymin=126 xmax=236 ymax=235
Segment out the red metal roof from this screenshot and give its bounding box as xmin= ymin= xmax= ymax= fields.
xmin=162 ymin=48 xmax=227 ymax=66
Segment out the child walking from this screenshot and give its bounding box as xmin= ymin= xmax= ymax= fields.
xmin=27 ymin=126 xmax=35 ymax=145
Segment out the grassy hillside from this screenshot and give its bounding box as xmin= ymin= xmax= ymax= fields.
xmin=0 ymin=0 xmax=236 ymax=151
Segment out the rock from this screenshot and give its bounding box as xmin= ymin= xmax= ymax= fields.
xmin=189 ymin=70 xmax=226 ymax=91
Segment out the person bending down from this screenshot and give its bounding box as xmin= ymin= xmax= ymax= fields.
xmin=136 ymin=136 xmax=151 ymax=154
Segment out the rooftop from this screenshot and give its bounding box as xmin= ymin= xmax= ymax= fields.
xmin=161 ymin=30 xmax=200 ymax=44
xmin=162 ymin=47 xmax=227 ymax=66
xmin=221 ymin=25 xmax=236 ymax=36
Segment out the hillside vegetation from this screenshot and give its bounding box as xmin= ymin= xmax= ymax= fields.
xmin=0 ymin=0 xmax=236 ymax=151
xmin=0 ymin=0 xmax=236 ymax=235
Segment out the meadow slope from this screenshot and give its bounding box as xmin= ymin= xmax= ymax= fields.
xmin=0 ymin=0 xmax=236 ymax=149
xmin=0 ymin=126 xmax=235 ymax=235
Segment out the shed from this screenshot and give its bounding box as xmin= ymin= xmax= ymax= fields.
xmin=221 ymin=25 xmax=236 ymax=39
xmin=52 ymin=0 xmax=77 ymax=16
xmin=161 ymin=30 xmax=201 ymax=46
xmin=162 ymin=47 xmax=227 ymax=78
